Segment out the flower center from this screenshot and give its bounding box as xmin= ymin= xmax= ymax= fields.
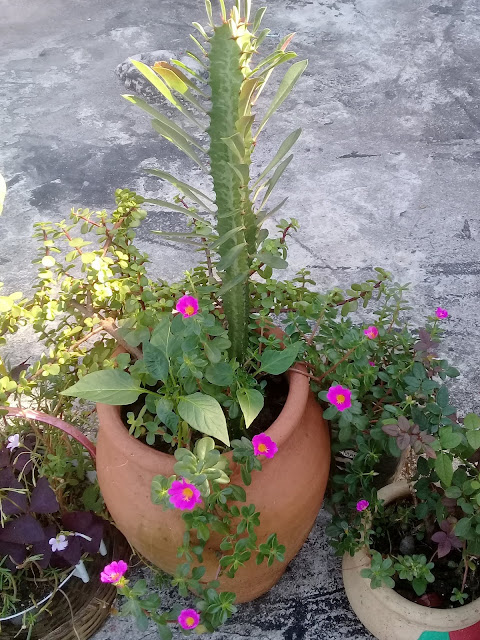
xmin=185 ymin=305 xmax=194 ymax=316
xmin=258 ymin=443 xmax=268 ymax=453
xmin=186 ymin=616 xmax=195 ymax=627
xmin=111 ymin=572 xmax=120 ymax=581
xmin=182 ymin=487 xmax=194 ymax=499
xmin=336 ymin=394 xmax=345 ymax=404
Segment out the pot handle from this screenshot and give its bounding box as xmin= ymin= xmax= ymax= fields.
xmin=0 ymin=406 xmax=96 ymax=459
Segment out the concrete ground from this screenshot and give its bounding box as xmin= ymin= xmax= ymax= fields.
xmin=1 ymin=0 xmax=480 ymax=637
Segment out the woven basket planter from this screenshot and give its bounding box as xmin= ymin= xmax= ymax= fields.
xmin=0 ymin=525 xmax=128 ymax=639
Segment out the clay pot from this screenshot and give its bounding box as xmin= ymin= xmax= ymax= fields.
xmin=342 ymin=481 xmax=480 ymax=640
xmin=96 ymin=364 xmax=330 ymax=603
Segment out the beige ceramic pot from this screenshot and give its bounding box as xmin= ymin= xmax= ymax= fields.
xmin=342 ymin=480 xmax=480 ymax=640
xmin=96 ymin=363 xmax=330 ymax=604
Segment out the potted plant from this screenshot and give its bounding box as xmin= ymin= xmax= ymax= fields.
xmin=0 ymin=421 xmax=108 ymax=636
xmin=60 ymin=0 xmax=333 ymax=609
xmin=318 ymin=308 xmax=480 ymax=638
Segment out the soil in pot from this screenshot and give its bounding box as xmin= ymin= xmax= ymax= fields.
xmin=372 ymin=498 xmax=480 ymax=608
xmin=120 ymin=373 xmax=289 ymax=455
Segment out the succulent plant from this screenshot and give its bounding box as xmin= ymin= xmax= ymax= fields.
xmin=125 ymin=0 xmax=307 ymax=362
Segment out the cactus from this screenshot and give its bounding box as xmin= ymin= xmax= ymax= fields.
xmin=125 ymin=1 xmax=307 ymax=363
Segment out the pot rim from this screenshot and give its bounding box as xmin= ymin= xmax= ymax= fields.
xmin=344 ymin=480 xmax=480 ymax=627
xmin=96 ymin=362 xmax=312 ymax=473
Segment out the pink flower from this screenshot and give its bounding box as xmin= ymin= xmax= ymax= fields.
xmin=326 ymin=385 xmax=352 ymax=412
xmin=252 ymin=433 xmax=278 ymax=458
xmin=364 ymin=326 xmax=378 ymax=340
xmin=356 ymin=499 xmax=369 ymax=512
xmin=369 ymin=361 xmax=375 ymax=367
xmin=100 ymin=560 xmax=128 ymax=586
xmin=436 ymin=307 xmax=448 ymax=319
xmin=176 ymin=295 xmax=199 ymax=318
xmin=178 ymin=609 xmax=200 ymax=630
xmin=168 ymin=478 xmax=202 ymax=511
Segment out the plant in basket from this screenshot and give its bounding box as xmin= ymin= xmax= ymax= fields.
xmin=0 ymin=423 xmax=106 ymax=635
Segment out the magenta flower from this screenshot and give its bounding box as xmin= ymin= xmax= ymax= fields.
xmin=168 ymin=478 xmax=202 ymax=511
xmin=436 ymin=307 xmax=448 ymax=319
xmin=100 ymin=560 xmax=128 ymax=586
xmin=364 ymin=326 xmax=379 ymax=340
xmin=176 ymin=295 xmax=199 ymax=318
xmin=356 ymin=499 xmax=369 ymax=512
xmin=326 ymin=385 xmax=352 ymax=412
xmin=369 ymin=361 xmax=375 ymax=367
xmin=178 ymin=609 xmax=200 ymax=630
xmin=252 ymin=433 xmax=278 ymax=459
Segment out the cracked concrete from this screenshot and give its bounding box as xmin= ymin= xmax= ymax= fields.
xmin=1 ymin=0 xmax=480 ymax=638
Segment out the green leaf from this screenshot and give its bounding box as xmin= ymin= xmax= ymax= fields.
xmin=257 ymin=154 xmax=293 ymax=212
xmin=80 ymin=252 xmax=96 ymax=264
xmin=150 ymin=317 xmax=177 ymax=357
xmin=466 ymin=430 xmax=480 ymax=450
xmin=253 ymin=129 xmax=302 ymax=188
xmin=205 ymin=362 xmax=234 ymax=386
xmin=146 ymin=169 xmax=213 ymax=211
xmin=129 ymin=59 xmax=202 ymax=128
xmin=151 ymin=119 xmax=207 ymax=171
xmin=143 ymin=341 xmax=169 ymax=382
xmin=455 ymin=517 xmax=473 ymax=539
xmin=436 ymin=385 xmax=449 ymax=408
xmin=256 ymin=197 xmax=289 ymax=225
xmin=145 ymin=198 xmax=204 ymax=223
xmin=435 ymin=452 xmax=453 ymax=487
xmin=41 ymin=255 xmax=56 ymax=268
xmin=255 ymin=60 xmax=308 ymax=136
xmin=256 ymin=250 xmax=288 ymax=270
xmin=464 ymin=413 xmax=480 ymax=430
xmin=217 ymin=243 xmax=248 ymax=271
xmin=237 ymin=388 xmax=264 ymax=428
xmin=61 ymin=370 xmax=145 ymax=405
xmin=178 ymin=393 xmax=229 ymax=445
xmin=252 ymin=6 xmax=267 ymax=32
xmin=260 ymin=343 xmax=301 ymax=375
xmin=439 ymin=427 xmax=463 ymax=450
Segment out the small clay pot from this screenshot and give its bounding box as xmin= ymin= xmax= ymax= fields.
xmin=96 ymin=364 xmax=330 ymax=603
xmin=342 ymin=481 xmax=480 ymax=640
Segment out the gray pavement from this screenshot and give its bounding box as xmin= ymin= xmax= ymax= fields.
xmin=1 ymin=0 xmax=480 ymax=638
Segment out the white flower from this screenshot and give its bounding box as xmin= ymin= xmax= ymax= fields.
xmin=6 ymin=434 xmax=20 ymax=451
xmin=49 ymin=534 xmax=69 ymax=552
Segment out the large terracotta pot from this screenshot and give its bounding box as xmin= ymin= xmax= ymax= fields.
xmin=342 ymin=481 xmax=480 ymax=640
xmin=96 ymin=364 xmax=330 ymax=603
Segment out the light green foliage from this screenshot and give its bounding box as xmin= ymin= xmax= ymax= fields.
xmin=360 ymin=551 xmax=395 ymax=589
xmin=393 ymin=554 xmax=435 ymax=596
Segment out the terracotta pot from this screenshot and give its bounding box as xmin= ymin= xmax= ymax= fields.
xmin=342 ymin=481 xmax=480 ymax=640
xmin=96 ymin=364 xmax=330 ymax=603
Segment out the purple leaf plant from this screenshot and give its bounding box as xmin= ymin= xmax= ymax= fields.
xmin=382 ymin=416 xmax=436 ymax=458
xmin=431 ymin=520 xmax=462 ymax=558
xmin=0 ymin=435 xmax=104 ymax=572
